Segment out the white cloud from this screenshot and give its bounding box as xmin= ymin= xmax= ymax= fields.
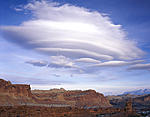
xmin=49 ymin=55 xmax=77 ymax=68
xmin=0 ymin=0 xmax=144 ymax=63
xmin=25 ymin=56 xmax=77 ymax=68
xmin=89 ymin=60 xmax=144 ymax=67
xmin=26 ymin=60 xmax=48 ymax=67
xmin=75 ymin=58 xmax=101 ymax=63
xmin=128 ymin=63 xmax=150 ymax=70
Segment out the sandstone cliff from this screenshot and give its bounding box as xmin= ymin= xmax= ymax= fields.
xmin=32 ymin=89 xmax=112 ymax=108
xmin=0 ymin=78 xmax=111 ymax=108
xmin=107 ymin=93 xmax=150 ymax=111
xmin=0 ymin=79 xmax=32 ymax=97
xmin=0 ymin=79 xmax=34 ymax=106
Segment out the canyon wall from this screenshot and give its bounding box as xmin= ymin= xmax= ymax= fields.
xmin=0 ymin=79 xmax=32 ymax=97
xmin=0 ymin=79 xmax=35 ymax=106
xmin=0 ymin=78 xmax=111 ymax=108
xmin=32 ymin=89 xmax=112 ymax=108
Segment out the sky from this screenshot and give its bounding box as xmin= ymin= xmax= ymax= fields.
xmin=0 ymin=0 xmax=150 ymax=95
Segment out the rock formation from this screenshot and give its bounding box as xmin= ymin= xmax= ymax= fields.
xmin=0 ymin=79 xmax=32 ymax=97
xmin=107 ymin=93 xmax=150 ymax=117
xmin=0 ymin=79 xmax=34 ymax=106
xmin=0 ymin=78 xmax=140 ymax=117
xmin=125 ymin=100 xmax=133 ymax=113
xmin=63 ymin=89 xmax=111 ymax=108
xmin=32 ymin=89 xmax=112 ymax=108
xmin=0 ymin=78 xmax=111 ymax=108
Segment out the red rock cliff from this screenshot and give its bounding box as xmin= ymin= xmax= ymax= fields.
xmin=32 ymin=89 xmax=112 ymax=108
xmin=0 ymin=79 xmax=32 ymax=97
xmin=0 ymin=78 xmax=111 ymax=108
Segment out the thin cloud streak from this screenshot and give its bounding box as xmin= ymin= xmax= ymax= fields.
xmin=128 ymin=63 xmax=150 ymax=71
xmin=89 ymin=60 xmax=145 ymax=67
xmin=26 ymin=60 xmax=48 ymax=67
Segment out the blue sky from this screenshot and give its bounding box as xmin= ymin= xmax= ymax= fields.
xmin=0 ymin=0 xmax=150 ymax=95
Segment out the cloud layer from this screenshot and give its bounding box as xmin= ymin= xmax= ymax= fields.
xmin=26 ymin=60 xmax=48 ymax=67
xmin=90 ymin=60 xmax=144 ymax=67
xmin=48 ymin=55 xmax=76 ymax=68
xmin=0 ymin=0 xmax=144 ymax=63
xmin=128 ymin=63 xmax=150 ymax=71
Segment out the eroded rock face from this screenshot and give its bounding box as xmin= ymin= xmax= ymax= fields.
xmin=134 ymin=94 xmax=150 ymax=102
xmin=107 ymin=94 xmax=150 ymax=112
xmin=0 ymin=79 xmax=34 ymax=106
xmin=63 ymin=90 xmax=111 ymax=108
xmin=133 ymin=94 xmax=150 ymax=109
xmin=0 ymin=79 xmax=32 ymax=97
xmin=125 ymin=101 xmax=133 ymax=113
xmin=0 ymin=78 xmax=111 ymax=108
xmin=32 ymin=89 xmax=112 ymax=108
xmin=144 ymin=94 xmax=150 ymax=101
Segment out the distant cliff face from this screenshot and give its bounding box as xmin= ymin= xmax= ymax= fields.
xmin=0 ymin=79 xmax=32 ymax=97
xmin=32 ymin=89 xmax=112 ymax=108
xmin=0 ymin=78 xmax=111 ymax=108
xmin=63 ymin=89 xmax=111 ymax=108
xmin=107 ymin=93 xmax=150 ymax=110
xmin=133 ymin=94 xmax=150 ymax=106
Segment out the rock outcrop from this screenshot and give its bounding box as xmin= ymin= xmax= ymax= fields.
xmin=133 ymin=94 xmax=150 ymax=102
xmin=63 ymin=89 xmax=111 ymax=108
xmin=125 ymin=100 xmax=133 ymax=113
xmin=32 ymin=89 xmax=112 ymax=108
xmin=107 ymin=93 xmax=150 ymax=113
xmin=0 ymin=78 xmax=111 ymax=108
xmin=0 ymin=79 xmax=32 ymax=97
xmin=0 ymin=79 xmax=34 ymax=106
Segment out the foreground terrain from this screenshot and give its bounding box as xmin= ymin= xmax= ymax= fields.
xmin=0 ymin=78 xmax=147 ymax=117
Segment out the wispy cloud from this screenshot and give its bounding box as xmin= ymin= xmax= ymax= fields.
xmin=25 ymin=56 xmax=78 ymax=69
xmin=48 ymin=55 xmax=77 ymax=68
xmin=128 ymin=63 xmax=150 ymax=71
xmin=89 ymin=60 xmax=144 ymax=67
xmin=26 ymin=60 xmax=48 ymax=67
xmin=75 ymin=58 xmax=101 ymax=63
xmin=0 ymin=74 xmax=64 ymax=85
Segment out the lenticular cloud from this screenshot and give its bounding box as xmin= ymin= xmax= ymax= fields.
xmin=0 ymin=0 xmax=144 ymax=61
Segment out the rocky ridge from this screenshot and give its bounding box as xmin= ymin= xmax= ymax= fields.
xmin=0 ymin=78 xmax=111 ymax=108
